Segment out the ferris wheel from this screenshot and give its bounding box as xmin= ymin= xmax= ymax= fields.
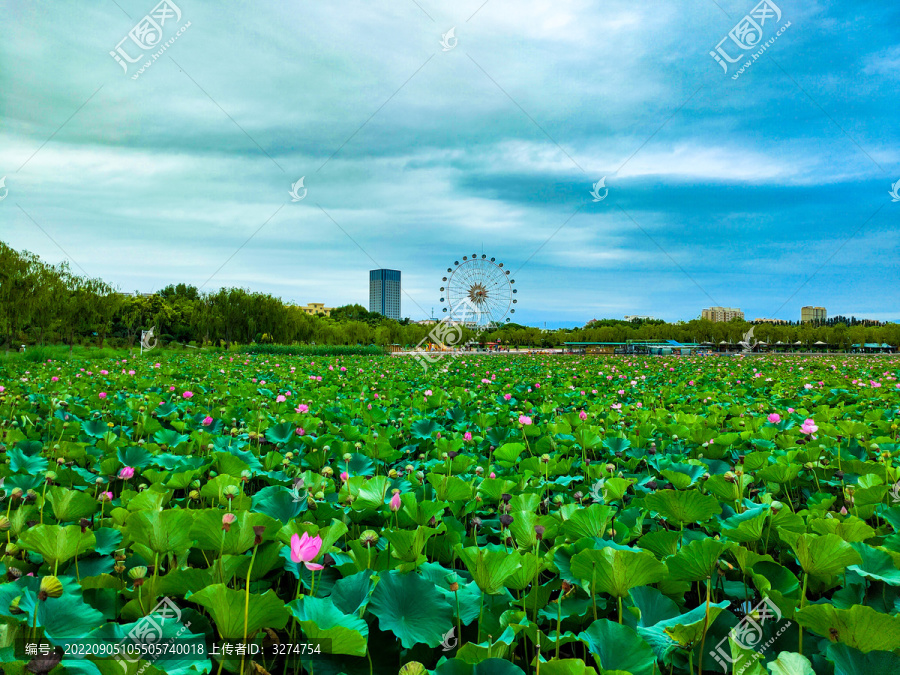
xmin=440 ymin=254 xmax=517 ymax=328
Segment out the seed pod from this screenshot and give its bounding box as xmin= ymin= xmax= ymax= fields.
xmin=39 ymin=576 xmax=64 ymax=601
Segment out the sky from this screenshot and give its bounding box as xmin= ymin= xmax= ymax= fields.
xmin=1 ymin=0 xmax=898 ymax=328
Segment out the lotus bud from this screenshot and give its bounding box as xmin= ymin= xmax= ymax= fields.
xmin=285 ymin=452 xmax=295 ymax=460
xmin=188 ymin=490 xmax=200 ymax=500
xmin=39 ymin=576 xmax=63 ymax=600
xmin=388 ymin=469 xmax=398 ymax=479
xmin=314 ymin=491 xmax=325 ymax=500
xmin=416 ymin=471 xmax=424 ymax=481
xmin=5 ymin=543 xmax=19 ymax=556
xmin=0 ymin=516 xmax=9 ymax=531
xmin=190 ymin=479 xmax=201 ymax=489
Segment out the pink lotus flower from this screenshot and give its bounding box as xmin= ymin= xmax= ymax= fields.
xmin=463 ymin=431 xmax=472 ymax=441
xmin=489 ymin=471 xmax=496 ymax=479
xmin=99 ymin=491 xmax=113 ymax=502
xmin=296 ymin=427 xmax=305 ymax=436
xmin=767 ymin=413 xmax=781 ymax=424
xmin=519 ymin=415 xmax=532 ymax=426
xmin=424 ymin=390 xmax=433 ymax=397
xmin=118 ymin=466 xmax=135 ymax=480
xmin=504 ymin=393 xmax=512 ymax=401
xmin=183 ymin=391 xmax=193 ymax=399
xmin=202 ymin=416 xmax=213 ymax=426
xmin=579 ymin=411 xmax=588 ymax=421
xmin=389 ymin=492 xmax=402 ymax=512
xmin=276 ymin=395 xmax=286 ymax=403
xmin=340 ymin=471 xmax=349 ymax=481
xmin=99 ymin=392 xmax=107 ymax=400
xmin=290 ymin=532 xmax=324 ymax=570
xmin=295 ymin=404 xmax=309 ymax=413
xmin=800 ymin=419 xmax=818 ymax=435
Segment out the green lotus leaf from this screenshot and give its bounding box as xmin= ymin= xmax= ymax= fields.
xmin=9 ymin=445 xmax=49 ymax=473
xmin=187 ymin=584 xmax=289 ymax=639
xmin=636 ymin=601 xmax=730 ymax=659
xmin=434 ymin=658 xmax=527 ymax=675
xmin=810 ymin=516 xmax=877 ymax=543
xmin=571 ymin=546 xmax=668 ymax=598
xmin=189 ymin=509 xmax=278 ymax=554
xmin=264 ymin=421 xmax=295 ymax=444
xmin=457 ymin=545 xmax=523 ymax=594
xmin=794 ymin=604 xmax=900 ymax=653
xmin=18 ymin=524 xmax=96 ymax=570
xmin=288 ymin=595 xmax=368 ymax=656
xmin=330 ymin=570 xmax=376 ymax=616
xmin=153 ymin=428 xmax=190 ymax=448
xmin=666 ymin=537 xmax=732 ymax=582
xmin=766 ymin=651 xmax=815 ymax=675
xmin=250 ymin=485 xmax=303 ymax=522
xmin=789 ymin=533 xmax=862 ymax=578
xmin=721 ymin=505 xmax=770 ymax=543
xmin=561 ymin=504 xmax=614 ymax=540
xmin=643 ymin=489 xmax=721 ymax=526
xmin=847 ymin=543 xmax=900 ymax=585
xmin=826 ymin=642 xmax=900 ymax=675
xmin=578 ymin=618 xmax=657 ymax=675
xmin=117 ymin=445 xmax=154 ymax=469
xmin=368 ymin=570 xmax=453 ymax=648
xmin=125 ymin=508 xmax=194 ymax=556
xmin=46 ymin=486 xmax=97 ymax=522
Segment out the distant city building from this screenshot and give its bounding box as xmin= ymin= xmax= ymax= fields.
xmin=753 ymin=318 xmax=788 ymax=324
xmin=298 ymin=303 xmax=332 ymax=317
xmin=624 ymin=315 xmax=659 ymax=321
xmin=701 ymin=307 xmax=744 ymax=322
xmin=369 ymin=269 xmax=401 ymax=320
xmin=801 ymin=306 xmax=827 ymax=323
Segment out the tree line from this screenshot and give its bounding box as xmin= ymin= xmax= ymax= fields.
xmin=1 ymin=241 xmax=898 ymax=350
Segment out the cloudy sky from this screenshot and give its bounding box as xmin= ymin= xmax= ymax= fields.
xmin=1 ymin=0 xmax=898 ymax=326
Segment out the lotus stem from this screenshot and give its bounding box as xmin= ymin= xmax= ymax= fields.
xmin=799 ymin=572 xmax=808 ymax=655
xmin=555 ymin=594 xmax=562 ymax=659
xmin=698 ymin=576 xmax=711 ymax=675
xmin=242 ymin=543 xmax=259 ymax=675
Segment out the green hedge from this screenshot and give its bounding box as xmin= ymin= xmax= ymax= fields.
xmin=239 ymin=344 xmax=385 ymax=356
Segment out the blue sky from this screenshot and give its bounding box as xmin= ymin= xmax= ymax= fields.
xmin=1 ymin=0 xmax=898 ymax=327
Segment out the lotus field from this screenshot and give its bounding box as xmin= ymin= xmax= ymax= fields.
xmin=2 ymin=353 xmax=900 ymax=675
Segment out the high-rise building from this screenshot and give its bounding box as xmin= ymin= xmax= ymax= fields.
xmin=369 ymin=269 xmax=401 ymax=320
xmin=701 ymin=307 xmax=744 ymax=322
xmin=801 ymin=306 xmax=826 ymax=323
